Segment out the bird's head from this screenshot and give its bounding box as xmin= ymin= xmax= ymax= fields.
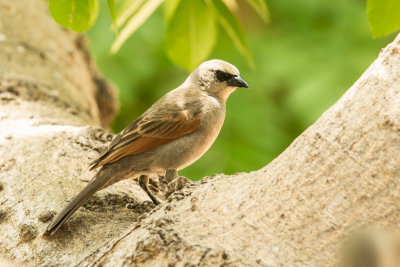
xmin=187 ymin=59 xmax=249 ymax=102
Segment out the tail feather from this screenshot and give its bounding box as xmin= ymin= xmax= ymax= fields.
xmin=45 ymin=171 xmax=109 ymax=236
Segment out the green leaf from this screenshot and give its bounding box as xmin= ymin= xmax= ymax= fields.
xmin=164 ymin=0 xmax=181 ymax=22
xmin=111 ymin=0 xmax=164 ymax=53
xmin=49 ymin=0 xmax=99 ymax=32
xmin=116 ymin=0 xmax=146 ymax=28
xmin=165 ymin=0 xmax=217 ymax=71
xmin=207 ymin=0 xmax=254 ymax=68
xmin=244 ymin=0 xmax=269 ymax=22
xmin=367 ymin=0 xmax=400 ymax=38
xmin=107 ymin=0 xmax=118 ymax=35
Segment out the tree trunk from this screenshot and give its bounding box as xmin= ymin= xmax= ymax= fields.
xmin=1 ymin=0 xmax=400 ymax=266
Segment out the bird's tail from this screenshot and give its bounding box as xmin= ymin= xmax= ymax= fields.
xmin=45 ymin=170 xmax=109 ymax=236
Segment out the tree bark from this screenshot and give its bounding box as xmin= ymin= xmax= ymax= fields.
xmin=1 ymin=0 xmax=400 ymax=266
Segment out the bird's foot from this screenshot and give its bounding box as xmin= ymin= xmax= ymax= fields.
xmin=148 ymin=175 xmax=160 ymax=193
xmin=139 ymin=175 xmax=162 ymax=205
xmin=166 ymin=176 xmax=194 ymax=198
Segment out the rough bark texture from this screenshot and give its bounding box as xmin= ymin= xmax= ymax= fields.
xmin=1 ymin=0 xmax=400 ymax=266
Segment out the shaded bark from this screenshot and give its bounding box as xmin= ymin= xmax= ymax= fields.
xmin=1 ymin=0 xmax=400 ymax=266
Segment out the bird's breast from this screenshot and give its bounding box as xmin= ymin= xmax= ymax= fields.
xmin=151 ymin=98 xmax=226 ymax=171
xmin=175 ymin=99 xmax=226 ymax=169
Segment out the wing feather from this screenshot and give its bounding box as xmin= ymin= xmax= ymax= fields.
xmin=89 ymin=103 xmax=202 ymax=170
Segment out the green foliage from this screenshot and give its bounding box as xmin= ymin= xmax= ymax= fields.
xmin=165 ymin=0 xmax=216 ymax=70
xmin=49 ymin=0 xmax=99 ymax=32
xmin=367 ymin=0 xmax=400 ymax=37
xmin=164 ymin=0 xmax=181 ymax=22
xmin=207 ymin=0 xmax=253 ymax=68
xmin=48 ymin=0 xmax=400 ymax=55
xmin=111 ymin=0 xmax=164 ymax=53
xmin=245 ymin=0 xmax=269 ymax=22
xmin=107 ymin=0 xmax=118 ymax=34
xmin=49 ymin=0 xmax=267 ymax=70
xmin=111 ymin=0 xmax=267 ymax=70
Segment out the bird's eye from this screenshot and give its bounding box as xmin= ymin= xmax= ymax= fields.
xmin=214 ymin=70 xmax=234 ymax=82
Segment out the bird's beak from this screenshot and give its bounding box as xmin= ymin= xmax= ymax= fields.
xmin=227 ymin=75 xmax=250 ymax=88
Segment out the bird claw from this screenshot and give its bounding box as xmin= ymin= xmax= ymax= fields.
xmin=148 ymin=175 xmax=160 ymax=193
xmin=166 ymin=176 xmax=193 ymax=197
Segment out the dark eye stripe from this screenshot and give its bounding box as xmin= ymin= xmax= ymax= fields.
xmin=214 ymin=70 xmax=235 ymax=82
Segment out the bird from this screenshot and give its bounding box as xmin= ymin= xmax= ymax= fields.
xmin=45 ymin=59 xmax=249 ymax=235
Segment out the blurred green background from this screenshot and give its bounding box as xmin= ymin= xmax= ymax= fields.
xmin=87 ymin=0 xmax=393 ymax=180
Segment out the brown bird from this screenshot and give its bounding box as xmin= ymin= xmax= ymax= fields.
xmin=45 ymin=59 xmax=249 ymax=235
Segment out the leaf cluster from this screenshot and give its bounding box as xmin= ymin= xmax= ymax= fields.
xmin=49 ymin=0 xmax=400 ymax=68
xmin=49 ymin=0 xmax=268 ymax=70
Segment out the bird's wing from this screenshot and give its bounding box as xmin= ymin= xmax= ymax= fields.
xmin=89 ymin=101 xmax=202 ymax=169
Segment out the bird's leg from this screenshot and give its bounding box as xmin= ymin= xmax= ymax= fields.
xmin=139 ymin=175 xmax=161 ymax=205
xmin=165 ymin=169 xmax=194 ymax=198
xmin=165 ymin=169 xmax=178 ymax=183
